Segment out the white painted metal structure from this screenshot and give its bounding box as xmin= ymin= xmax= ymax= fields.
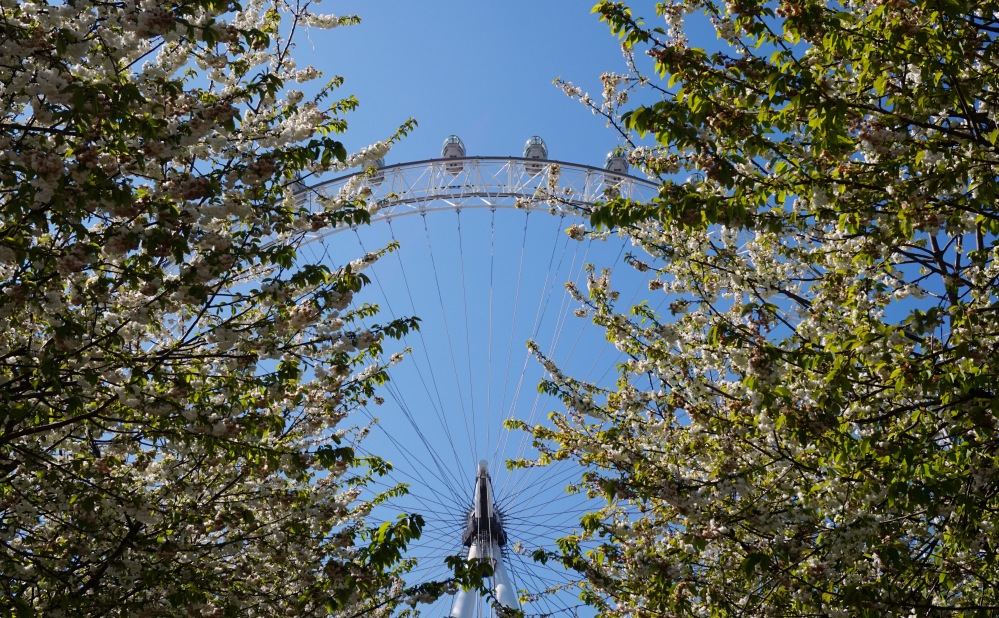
xmin=298 ymin=146 xmax=658 ymax=617
xmin=300 ymin=156 xmax=658 ymax=230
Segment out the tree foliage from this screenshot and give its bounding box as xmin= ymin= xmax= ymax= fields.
xmin=526 ymin=0 xmax=999 ymax=615
xmin=0 ymin=0 xmax=420 ymax=615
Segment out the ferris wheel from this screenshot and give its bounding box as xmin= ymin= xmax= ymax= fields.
xmin=298 ymin=136 xmax=659 ymax=617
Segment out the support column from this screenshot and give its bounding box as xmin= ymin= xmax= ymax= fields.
xmin=450 ymin=461 xmax=519 ymax=618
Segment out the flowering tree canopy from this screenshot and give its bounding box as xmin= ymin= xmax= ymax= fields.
xmin=520 ymin=0 xmax=999 ymax=615
xmin=0 ymin=0 xmax=422 ymax=615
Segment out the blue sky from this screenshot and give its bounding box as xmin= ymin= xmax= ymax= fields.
xmin=300 ymin=1 xmax=639 ymax=168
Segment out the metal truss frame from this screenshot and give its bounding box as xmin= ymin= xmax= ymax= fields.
xmin=301 ymin=156 xmax=659 ymax=232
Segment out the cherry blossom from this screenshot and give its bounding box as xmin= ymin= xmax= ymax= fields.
xmin=0 ymin=0 xmax=422 ymax=615
xmin=519 ymin=0 xmax=999 ymax=615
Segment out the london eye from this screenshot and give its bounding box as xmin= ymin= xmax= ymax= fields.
xmin=297 ymin=136 xmax=659 ymax=617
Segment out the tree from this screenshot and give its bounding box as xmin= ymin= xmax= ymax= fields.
xmin=519 ymin=0 xmax=999 ymax=615
xmin=0 ymin=0 xmax=422 ymax=615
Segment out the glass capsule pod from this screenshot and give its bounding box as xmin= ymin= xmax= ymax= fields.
xmin=442 ymin=135 xmax=466 ymax=175
xmin=523 ymin=136 xmax=548 ymax=175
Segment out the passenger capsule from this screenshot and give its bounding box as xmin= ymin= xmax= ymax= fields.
xmin=523 ymin=136 xmax=548 ymax=175
xmin=604 ymin=146 xmax=629 ymax=186
xmin=442 ymin=135 xmax=466 ymax=175
xmin=605 ymin=147 xmax=629 ymax=175
xmin=291 ymin=170 xmax=309 ymax=206
xmin=368 ymin=157 xmax=385 ymax=185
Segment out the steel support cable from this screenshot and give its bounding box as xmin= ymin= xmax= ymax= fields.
xmin=504 ymin=496 xmax=596 ymax=539
xmin=522 ymin=234 xmax=604 ymax=414
xmin=381 ymin=380 xmax=469 ymax=506
xmin=404 ymin=559 xmax=459 ymax=588
xmin=500 ymin=452 xmax=586 ymax=504
xmin=491 ymin=211 xmax=532 ymax=474
xmin=357 ymin=392 xmax=465 ymax=510
xmin=347 ymin=227 xmax=435 ymax=412
xmin=503 ymin=519 xmax=587 ymax=540
xmin=401 ymin=531 xmax=465 ymax=552
xmin=503 ymin=231 xmax=589 ymax=502
xmin=494 ymin=216 xmax=571 ymax=498
xmin=507 ymin=553 xmax=576 ymax=601
xmin=351 ymin=454 xmax=463 ymax=513
xmin=506 ymin=235 xmax=639 ymax=480
xmin=503 ymin=511 xmax=590 ymax=542
xmin=319 ymin=234 xmax=464 ymax=505
xmin=540 ymin=239 xmax=587 ymax=357
xmin=354 ymin=468 xmax=463 ymax=517
xmin=507 ymin=551 xmax=565 ymax=617
xmin=421 ymin=212 xmax=478 ymax=471
xmin=454 ymin=210 xmax=479 ymax=467
xmin=502 ymin=489 xmax=590 ymax=519
xmin=351 ymin=228 xmax=467 ymax=500
xmin=503 ymin=512 xmax=590 ymax=539
xmin=492 ymin=214 xmax=564 ymax=475
xmin=500 ymin=549 xmax=524 ymax=613
xmin=499 ymin=464 xmax=590 ymax=519
xmin=512 ymin=240 xmax=637 ymax=450
xmin=402 ymin=516 xmax=465 ymax=542
xmin=528 ymin=215 xmax=573 ymax=344
xmin=403 ymin=563 xmax=454 ymax=586
xmin=384 ymin=218 xmax=469 ymax=488
xmin=506 ymin=493 xmax=593 ymax=526
xmin=583 ymin=238 xmax=663 ymax=388
xmin=504 ymin=540 xmax=585 ymax=588
xmin=503 ymin=544 xmax=584 ymax=573
xmin=505 ymin=552 xmax=579 ymax=618
xmin=545 ymin=232 xmax=593 ymax=357
xmin=486 ymin=209 xmax=496 ymax=461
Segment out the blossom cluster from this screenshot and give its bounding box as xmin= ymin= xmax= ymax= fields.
xmin=526 ymin=0 xmax=999 ymax=615
xmin=0 ymin=1 xmax=421 ymax=615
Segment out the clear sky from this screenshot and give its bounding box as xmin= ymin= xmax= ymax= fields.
xmin=300 ymin=0 xmax=640 ymax=168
